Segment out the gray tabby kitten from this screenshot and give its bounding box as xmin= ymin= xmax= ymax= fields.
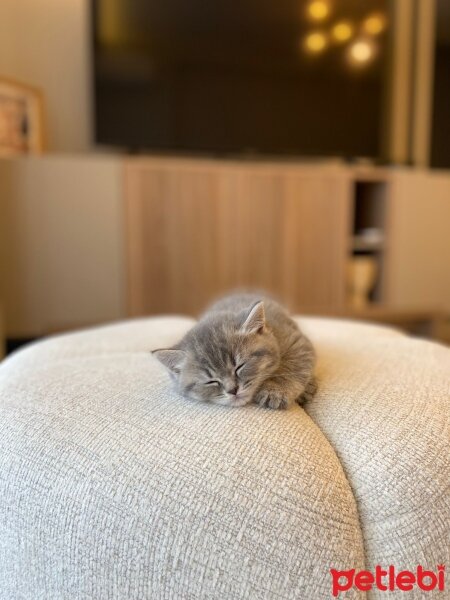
xmin=153 ymin=293 xmax=317 ymax=410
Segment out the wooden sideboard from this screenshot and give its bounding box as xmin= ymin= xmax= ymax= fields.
xmin=1 ymin=155 xmax=449 ymax=338
xmin=124 ymin=157 xmax=450 ymax=318
xmin=125 ymin=158 xmax=354 ymax=316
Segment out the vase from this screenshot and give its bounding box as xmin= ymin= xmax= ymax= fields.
xmin=347 ymin=256 xmax=378 ymax=309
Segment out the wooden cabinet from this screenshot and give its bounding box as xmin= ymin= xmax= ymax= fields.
xmin=125 ymin=159 xmax=351 ymax=316
xmin=1 ymin=155 xmax=449 ymax=338
xmin=386 ymin=170 xmax=450 ymax=308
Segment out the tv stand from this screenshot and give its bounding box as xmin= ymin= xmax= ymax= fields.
xmin=124 ymin=156 xmax=450 ymax=320
xmin=1 ymin=154 xmax=449 ymax=341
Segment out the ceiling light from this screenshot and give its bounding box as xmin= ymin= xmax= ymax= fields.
xmin=349 ymin=40 xmax=374 ymax=65
xmin=304 ymin=32 xmax=328 ymax=54
xmin=363 ymin=13 xmax=387 ymax=36
xmin=307 ymin=1 xmax=330 ymax=22
xmin=331 ymin=21 xmax=353 ymax=43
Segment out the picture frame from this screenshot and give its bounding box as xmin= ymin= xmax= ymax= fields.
xmin=0 ymin=77 xmax=45 ymax=157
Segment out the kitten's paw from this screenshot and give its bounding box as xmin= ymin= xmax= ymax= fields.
xmin=297 ymin=377 xmax=318 ymax=405
xmin=255 ymin=386 xmax=289 ymax=410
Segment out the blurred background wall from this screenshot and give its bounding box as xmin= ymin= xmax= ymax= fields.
xmin=0 ymin=156 xmax=124 ymax=337
xmin=0 ymin=0 xmax=449 ymax=354
xmin=0 ymin=0 xmax=91 ymax=152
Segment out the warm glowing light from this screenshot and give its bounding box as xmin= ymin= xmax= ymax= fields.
xmin=331 ymin=21 xmax=353 ymax=43
xmin=349 ymin=40 xmax=374 ymax=64
xmin=304 ymin=32 xmax=328 ymax=53
xmin=363 ymin=12 xmax=387 ymax=36
xmin=307 ymin=1 xmax=330 ymax=21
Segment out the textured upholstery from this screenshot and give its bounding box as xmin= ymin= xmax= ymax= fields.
xmin=301 ymin=319 xmax=450 ymax=585
xmin=0 ymin=317 xmax=448 ymax=599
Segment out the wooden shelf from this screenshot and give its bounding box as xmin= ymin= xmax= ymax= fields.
xmin=302 ymin=304 xmax=450 ymax=342
xmin=351 ymin=236 xmax=385 ymax=252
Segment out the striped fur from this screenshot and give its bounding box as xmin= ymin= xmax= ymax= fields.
xmin=153 ymin=293 xmax=317 ymax=409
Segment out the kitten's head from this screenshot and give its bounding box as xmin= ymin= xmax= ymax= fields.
xmin=153 ymin=301 xmax=280 ymax=407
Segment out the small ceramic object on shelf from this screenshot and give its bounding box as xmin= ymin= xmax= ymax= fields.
xmin=347 ymin=256 xmax=378 ymax=308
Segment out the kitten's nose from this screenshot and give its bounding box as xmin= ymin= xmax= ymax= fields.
xmin=228 ymin=385 xmax=239 ymax=396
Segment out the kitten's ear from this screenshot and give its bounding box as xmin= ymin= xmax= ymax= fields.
xmin=241 ymin=300 xmax=266 ymax=334
xmin=152 ymin=349 xmax=186 ymax=374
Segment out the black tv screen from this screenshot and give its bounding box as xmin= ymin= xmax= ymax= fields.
xmin=92 ymin=0 xmax=389 ymax=158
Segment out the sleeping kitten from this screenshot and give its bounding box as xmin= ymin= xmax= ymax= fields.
xmin=153 ymin=293 xmax=317 ymax=410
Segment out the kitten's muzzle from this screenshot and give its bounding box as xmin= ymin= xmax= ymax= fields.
xmin=228 ymin=394 xmax=252 ymax=407
xmin=227 ymin=385 xmax=239 ymax=396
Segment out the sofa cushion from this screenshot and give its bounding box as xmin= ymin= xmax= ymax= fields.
xmin=0 ymin=317 xmax=365 ymax=600
xmin=302 ymin=319 xmax=450 ymax=578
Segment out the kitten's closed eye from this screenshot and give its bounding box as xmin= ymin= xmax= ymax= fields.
xmin=205 ymin=380 xmax=221 ymax=387
xmin=235 ymin=364 xmax=245 ymax=377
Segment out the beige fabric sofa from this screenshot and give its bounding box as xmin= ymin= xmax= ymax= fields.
xmin=0 ymin=317 xmax=449 ymax=599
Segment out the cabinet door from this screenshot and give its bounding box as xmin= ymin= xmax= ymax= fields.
xmin=386 ymin=172 xmax=450 ymax=309
xmin=126 ymin=162 xmax=239 ymax=315
xmin=125 ymin=161 xmax=350 ymax=316
xmin=235 ymin=169 xmax=350 ymax=312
